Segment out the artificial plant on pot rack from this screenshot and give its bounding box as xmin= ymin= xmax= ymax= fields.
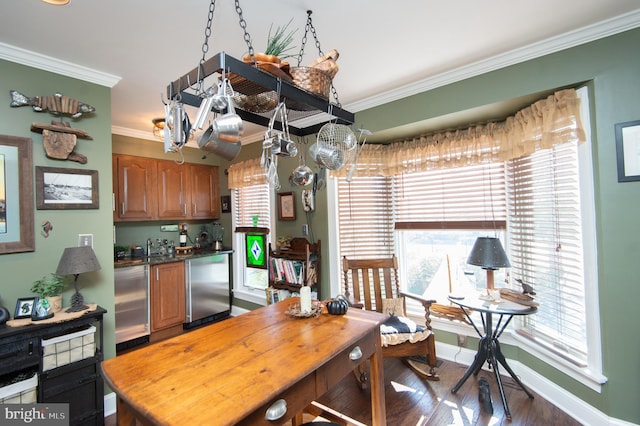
xmin=31 ymin=273 xmax=66 ymax=313
xmin=242 ymin=19 xmax=297 ymax=73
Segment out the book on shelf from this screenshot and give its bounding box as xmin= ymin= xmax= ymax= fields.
xmin=270 ymin=258 xmax=305 ymax=285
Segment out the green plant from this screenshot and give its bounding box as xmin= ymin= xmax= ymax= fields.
xmin=265 ymin=19 xmax=297 ymax=59
xmin=31 ymin=273 xmax=66 ymax=298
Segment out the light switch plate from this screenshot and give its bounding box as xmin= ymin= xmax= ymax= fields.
xmin=78 ymin=234 xmax=93 ymax=248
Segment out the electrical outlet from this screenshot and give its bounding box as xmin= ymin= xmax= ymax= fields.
xmin=78 ymin=234 xmax=93 ymax=248
xmin=302 ymin=224 xmax=309 ymax=236
xmin=457 ymin=334 xmax=467 ymax=347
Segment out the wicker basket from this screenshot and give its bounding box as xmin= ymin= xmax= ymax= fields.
xmin=232 ymin=91 xmax=278 ymax=114
xmin=290 ymin=67 xmax=332 ymax=99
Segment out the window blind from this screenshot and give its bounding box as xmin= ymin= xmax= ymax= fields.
xmin=233 ymin=183 xmax=270 ymax=228
xmin=393 ymin=163 xmax=506 ymax=227
xmin=336 ymin=176 xmax=395 ymax=260
xmin=506 ymin=141 xmax=588 ymax=365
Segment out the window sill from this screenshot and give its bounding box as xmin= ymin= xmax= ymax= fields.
xmin=429 ymin=316 xmax=607 ymax=392
xmin=233 ymin=287 xmax=267 ymax=307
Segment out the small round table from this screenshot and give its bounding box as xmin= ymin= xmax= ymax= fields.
xmin=448 ymin=294 xmax=537 ymax=420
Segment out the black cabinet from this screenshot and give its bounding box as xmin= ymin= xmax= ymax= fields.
xmin=0 ymin=307 xmax=106 ymax=425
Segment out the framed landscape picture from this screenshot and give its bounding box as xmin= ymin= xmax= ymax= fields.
xmin=36 ymin=166 xmax=99 ymax=209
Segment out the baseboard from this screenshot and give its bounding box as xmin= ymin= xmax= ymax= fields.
xmin=104 ymin=392 xmax=116 ymax=417
xmin=436 ymin=342 xmax=635 ymax=425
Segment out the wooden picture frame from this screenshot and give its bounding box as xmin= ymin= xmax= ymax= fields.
xmin=0 ymin=134 xmax=34 ymax=254
xmin=36 ymin=166 xmax=99 ymax=209
xmin=277 ymin=192 xmax=296 ymax=221
xmin=14 ymin=297 xmax=38 ymax=319
xmin=615 ymin=120 xmax=640 ymax=182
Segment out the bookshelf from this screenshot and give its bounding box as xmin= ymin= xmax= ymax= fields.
xmin=268 ymin=238 xmax=321 ymax=303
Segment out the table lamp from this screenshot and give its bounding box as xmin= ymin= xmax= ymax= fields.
xmin=56 ymin=246 xmax=102 ymax=312
xmin=467 ymin=237 xmax=510 ymax=299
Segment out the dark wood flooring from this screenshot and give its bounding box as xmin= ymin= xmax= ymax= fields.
xmin=105 ymin=357 xmax=581 ymax=425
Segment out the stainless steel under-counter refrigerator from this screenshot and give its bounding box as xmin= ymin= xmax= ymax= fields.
xmin=114 ymin=264 xmax=150 ymax=351
xmin=184 ymin=253 xmax=232 ymax=329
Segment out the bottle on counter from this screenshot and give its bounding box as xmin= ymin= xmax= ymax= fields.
xmin=179 ymin=228 xmax=187 ymax=247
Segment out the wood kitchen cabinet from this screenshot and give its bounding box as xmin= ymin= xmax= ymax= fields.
xmin=114 ymin=154 xmax=158 ymax=221
xmin=150 ymin=262 xmax=185 ymax=333
xmin=189 ymin=163 xmax=220 ymax=219
xmin=113 ymin=154 xmax=220 ymax=222
xmin=157 ymin=160 xmax=190 ymax=219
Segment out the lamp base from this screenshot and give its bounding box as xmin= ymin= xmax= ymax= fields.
xmin=66 ymin=291 xmax=88 ymax=313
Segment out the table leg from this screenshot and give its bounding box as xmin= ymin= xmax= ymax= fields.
xmin=493 ymin=339 xmax=534 ymax=399
xmin=370 ymin=332 xmax=387 ymax=426
xmin=451 ymin=336 xmax=489 ymax=394
xmin=489 ymin=339 xmax=512 ymax=420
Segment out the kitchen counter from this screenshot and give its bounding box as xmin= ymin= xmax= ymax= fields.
xmin=114 ymin=248 xmax=233 ymax=268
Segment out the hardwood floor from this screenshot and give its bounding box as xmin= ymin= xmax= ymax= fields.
xmin=105 ymin=357 xmax=580 ymax=425
xmin=315 ymin=358 xmax=581 ymax=426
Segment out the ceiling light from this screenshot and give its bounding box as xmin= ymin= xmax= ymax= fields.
xmin=152 ymin=118 xmax=165 ymax=139
xmin=42 ymin=0 xmax=70 ymax=5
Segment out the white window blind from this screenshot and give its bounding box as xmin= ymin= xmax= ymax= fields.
xmin=336 ymin=176 xmax=394 ymax=260
xmin=233 ymin=183 xmax=270 ymax=228
xmin=507 ymin=141 xmax=588 ymax=365
xmin=393 ymin=163 xmax=506 ymax=227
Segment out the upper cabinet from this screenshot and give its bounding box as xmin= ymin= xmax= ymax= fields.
xmin=113 ymin=154 xmax=220 ymax=222
xmin=114 ymin=155 xmax=158 ymax=221
xmin=189 ymin=164 xmax=220 ymax=219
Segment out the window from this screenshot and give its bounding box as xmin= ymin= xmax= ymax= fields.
xmin=334 ymin=87 xmax=602 ymax=384
xmin=231 ymin=182 xmax=271 ymax=304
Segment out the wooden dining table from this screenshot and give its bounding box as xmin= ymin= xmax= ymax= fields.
xmin=101 ymin=298 xmax=388 ymax=425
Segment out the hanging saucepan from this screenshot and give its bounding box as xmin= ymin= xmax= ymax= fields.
xmin=198 ymin=92 xmax=243 ymax=161
xmin=290 ymin=155 xmax=314 ymax=187
xmin=166 ymin=101 xmax=191 ymax=150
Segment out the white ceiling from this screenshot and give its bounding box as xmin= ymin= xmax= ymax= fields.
xmin=1 ymin=1 xmax=639 ymax=144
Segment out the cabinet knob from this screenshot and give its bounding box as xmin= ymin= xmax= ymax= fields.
xmin=264 ymin=398 xmax=287 ymax=421
xmin=349 ymin=346 xmax=363 ymax=361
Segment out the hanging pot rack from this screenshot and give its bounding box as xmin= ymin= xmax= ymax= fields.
xmin=165 ymin=3 xmax=354 ymax=137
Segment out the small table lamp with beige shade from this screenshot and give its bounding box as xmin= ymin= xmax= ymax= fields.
xmin=466 ymin=236 xmax=510 ymax=301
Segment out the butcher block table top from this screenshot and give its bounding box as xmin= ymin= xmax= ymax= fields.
xmin=101 ymin=298 xmax=388 ymax=426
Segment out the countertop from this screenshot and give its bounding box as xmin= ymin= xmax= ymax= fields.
xmin=114 ymin=248 xmax=233 ymax=268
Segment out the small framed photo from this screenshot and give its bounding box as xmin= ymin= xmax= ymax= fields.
xmin=277 ymin=192 xmax=296 ymax=221
xmin=221 ymin=195 xmax=231 ymax=213
xmin=14 ymin=297 xmax=38 ymax=319
xmin=35 ymin=166 xmax=99 ymax=209
xmin=615 ymin=120 xmax=640 ymax=182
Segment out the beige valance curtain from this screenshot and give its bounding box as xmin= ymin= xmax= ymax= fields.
xmin=333 ymin=88 xmax=586 ymax=178
xmin=227 ymin=158 xmax=266 ymax=189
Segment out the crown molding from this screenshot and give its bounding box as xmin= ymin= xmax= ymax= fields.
xmin=0 ymin=42 xmax=121 ymax=88
xmin=345 ymin=9 xmax=640 ymax=113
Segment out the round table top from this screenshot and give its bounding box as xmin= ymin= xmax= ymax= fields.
xmin=448 ymin=293 xmax=538 ymax=315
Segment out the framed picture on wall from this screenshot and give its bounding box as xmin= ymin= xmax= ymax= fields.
xmin=35 ymin=166 xmax=99 ymax=209
xmin=0 ymin=135 xmax=35 ymax=255
xmin=277 ymin=192 xmax=296 ymax=221
xmin=615 ymin=120 xmax=640 ymax=182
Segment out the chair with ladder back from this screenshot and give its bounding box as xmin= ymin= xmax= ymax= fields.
xmin=342 ymin=255 xmax=439 ymax=385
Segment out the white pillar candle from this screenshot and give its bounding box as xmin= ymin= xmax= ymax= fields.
xmin=300 ymin=286 xmax=312 ymax=313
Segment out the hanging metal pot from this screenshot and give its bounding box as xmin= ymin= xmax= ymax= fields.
xmin=290 ymin=155 xmax=314 ymax=187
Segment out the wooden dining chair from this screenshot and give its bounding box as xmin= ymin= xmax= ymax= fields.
xmin=342 ymin=256 xmax=439 ymax=385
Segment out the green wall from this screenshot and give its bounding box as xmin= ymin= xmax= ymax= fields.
xmin=355 ymin=28 xmax=640 ymax=424
xmin=0 ymin=60 xmax=115 ymax=360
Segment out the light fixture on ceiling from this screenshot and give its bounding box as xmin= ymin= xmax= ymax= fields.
xmin=152 ymin=118 xmax=165 ymax=139
xmin=41 ymin=0 xmax=70 ymax=5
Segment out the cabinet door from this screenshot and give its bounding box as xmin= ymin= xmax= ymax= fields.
xmin=150 ymin=262 xmax=186 ymax=332
xmin=114 ymin=155 xmax=158 ymax=221
xmin=157 ymin=160 xmax=189 ymax=219
xmin=189 ymin=164 xmax=219 ymax=219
